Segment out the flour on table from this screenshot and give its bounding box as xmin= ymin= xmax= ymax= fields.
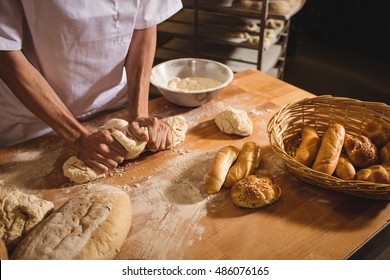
xmin=126 ymin=150 xmax=223 ymax=259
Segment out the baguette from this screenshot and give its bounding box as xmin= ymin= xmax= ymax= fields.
xmin=205 ymin=146 xmax=239 ymax=194
xmin=335 ymin=152 xmax=356 ymax=180
xmin=223 ymin=142 xmax=262 ymax=187
xmin=11 ymin=185 xmax=132 ymax=260
xmin=312 ymin=123 xmax=345 ymax=175
xmin=293 ymin=125 xmax=320 ymax=167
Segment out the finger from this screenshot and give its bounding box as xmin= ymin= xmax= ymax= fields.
xmin=129 ymin=121 xmax=149 ymax=142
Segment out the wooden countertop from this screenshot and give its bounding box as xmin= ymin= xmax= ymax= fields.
xmin=1 ymin=69 xmax=389 ymax=260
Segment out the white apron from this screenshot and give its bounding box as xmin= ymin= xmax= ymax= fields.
xmin=0 ymin=0 xmax=182 ymax=147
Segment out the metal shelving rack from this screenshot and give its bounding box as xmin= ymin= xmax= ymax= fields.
xmin=155 ymin=0 xmax=304 ymax=80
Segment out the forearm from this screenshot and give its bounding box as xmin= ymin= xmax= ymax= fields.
xmin=125 ymin=26 xmax=157 ymax=121
xmin=0 ymin=50 xmax=89 ymax=148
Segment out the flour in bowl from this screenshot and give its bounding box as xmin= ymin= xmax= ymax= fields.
xmin=167 ymin=77 xmax=221 ymax=91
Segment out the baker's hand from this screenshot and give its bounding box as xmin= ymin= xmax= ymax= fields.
xmin=128 ymin=117 xmax=172 ymax=150
xmin=74 ymin=130 xmax=127 ymax=172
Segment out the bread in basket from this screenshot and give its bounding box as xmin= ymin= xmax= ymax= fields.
xmin=267 ymin=95 xmax=390 ymax=200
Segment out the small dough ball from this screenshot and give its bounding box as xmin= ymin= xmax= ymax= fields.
xmin=231 ymin=175 xmax=281 ymax=208
xmin=63 ymin=155 xmax=105 ymax=184
xmin=215 ymin=108 xmax=253 ymax=136
xmin=161 ymin=115 xmax=189 ymax=147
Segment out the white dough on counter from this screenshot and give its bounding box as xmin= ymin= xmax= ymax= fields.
xmin=215 ymin=107 xmax=253 ymax=136
xmin=0 ymin=189 xmax=54 ymax=252
xmin=63 ymin=115 xmax=189 ymax=184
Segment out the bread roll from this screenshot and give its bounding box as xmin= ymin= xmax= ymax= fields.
xmin=362 ymin=118 xmax=390 ymax=148
xmin=335 ymin=153 xmax=356 ymax=180
xmin=0 ymin=239 xmax=8 ymax=260
xmin=231 ymin=175 xmax=281 ymax=208
xmin=293 ymin=125 xmax=320 ymax=167
xmin=356 ymin=164 xmax=390 ymax=184
xmin=343 ymin=134 xmax=379 ymax=169
xmin=224 ymin=142 xmax=262 ymax=188
xmin=11 ymin=185 xmax=132 ymax=260
xmin=312 ymin=124 xmax=345 ymax=175
xmin=379 ymin=141 xmax=390 ymax=163
xmin=205 ymin=146 xmax=239 ymax=194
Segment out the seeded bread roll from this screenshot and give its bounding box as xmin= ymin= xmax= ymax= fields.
xmin=205 ymin=146 xmax=240 ymax=194
xmin=379 ymin=141 xmax=390 ymax=163
xmin=335 ymin=153 xmax=356 ymax=180
xmin=293 ymin=125 xmax=320 ymax=167
xmin=11 ymin=185 xmax=132 ymax=260
xmin=231 ymin=175 xmax=281 ymax=208
xmin=343 ymin=134 xmax=379 ymax=169
xmin=312 ymin=124 xmax=345 ymax=175
xmin=224 ymin=142 xmax=262 ymax=188
xmin=356 ymin=164 xmax=390 ymax=184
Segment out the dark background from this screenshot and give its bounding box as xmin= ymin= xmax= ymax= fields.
xmin=284 ymin=0 xmax=390 ymax=103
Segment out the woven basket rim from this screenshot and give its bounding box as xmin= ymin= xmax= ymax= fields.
xmin=267 ymin=95 xmax=390 ymax=200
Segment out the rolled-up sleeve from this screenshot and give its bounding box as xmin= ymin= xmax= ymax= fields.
xmin=0 ymin=0 xmax=23 ymax=50
xmin=135 ymin=0 xmax=182 ymax=29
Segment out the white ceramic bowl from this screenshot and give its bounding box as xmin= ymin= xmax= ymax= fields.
xmin=150 ymin=58 xmax=234 ymax=107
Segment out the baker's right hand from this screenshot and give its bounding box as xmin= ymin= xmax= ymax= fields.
xmin=74 ymin=130 xmax=127 ymax=173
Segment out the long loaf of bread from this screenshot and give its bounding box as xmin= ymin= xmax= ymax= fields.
xmin=293 ymin=125 xmax=320 ymax=167
xmin=223 ymin=142 xmax=262 ymax=188
xmin=312 ymin=123 xmax=345 ymax=175
xmin=205 ymin=145 xmax=239 ymax=194
xmin=11 ymin=185 xmax=132 ymax=260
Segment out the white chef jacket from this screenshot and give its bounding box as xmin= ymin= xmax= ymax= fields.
xmin=0 ymin=0 xmax=182 ymax=147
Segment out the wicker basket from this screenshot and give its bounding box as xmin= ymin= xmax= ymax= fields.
xmin=267 ymin=95 xmax=390 ymax=200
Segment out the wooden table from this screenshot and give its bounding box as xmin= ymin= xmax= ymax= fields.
xmin=1 ymin=69 xmax=389 ymax=260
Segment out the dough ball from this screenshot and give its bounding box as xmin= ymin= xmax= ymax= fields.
xmin=161 ymin=115 xmax=189 ymax=147
xmin=0 ymin=189 xmax=54 ymax=252
xmin=215 ymin=108 xmax=253 ymax=136
xmin=63 ymin=155 xmax=105 ymax=184
xmin=231 ymin=175 xmax=281 ymax=208
xmin=99 ymin=118 xmax=147 ymax=160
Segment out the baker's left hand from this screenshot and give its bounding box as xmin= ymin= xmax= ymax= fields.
xmin=128 ymin=116 xmax=172 ymax=150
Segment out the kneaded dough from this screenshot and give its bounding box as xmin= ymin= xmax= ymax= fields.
xmin=215 ymin=108 xmax=253 ymax=136
xmin=0 ymin=189 xmax=54 ymax=252
xmin=99 ymin=119 xmax=147 ymax=160
xmin=63 ymin=115 xmax=189 ymax=184
xmin=63 ymin=156 xmax=105 ymax=184
xmin=161 ymin=115 xmax=189 ymax=147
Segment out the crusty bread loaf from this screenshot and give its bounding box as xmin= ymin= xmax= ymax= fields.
xmin=223 ymin=142 xmax=262 ymax=188
xmin=293 ymin=125 xmax=320 ymax=167
xmin=230 ymin=175 xmax=281 ymax=208
xmin=362 ymin=118 xmax=390 ymax=148
xmin=379 ymin=141 xmax=390 ymax=163
xmin=205 ymin=146 xmax=239 ymax=194
xmin=343 ymin=134 xmax=379 ymax=169
xmin=335 ymin=153 xmax=356 ymax=180
xmin=0 ymin=239 xmax=8 ymax=260
xmin=312 ymin=123 xmax=345 ymax=175
xmin=356 ymin=164 xmax=390 ymax=184
xmin=11 ymin=185 xmax=132 ymax=260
